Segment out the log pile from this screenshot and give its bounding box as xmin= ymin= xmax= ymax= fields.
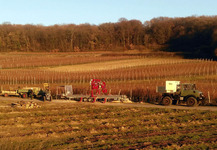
xmin=11 ymin=101 xmax=41 ymax=109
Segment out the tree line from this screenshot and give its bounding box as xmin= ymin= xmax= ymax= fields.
xmin=0 ymin=16 xmax=217 ymax=58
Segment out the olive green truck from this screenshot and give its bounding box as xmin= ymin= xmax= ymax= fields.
xmin=157 ymin=81 xmax=205 ymax=106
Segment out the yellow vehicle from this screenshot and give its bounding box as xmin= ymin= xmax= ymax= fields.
xmin=17 ymin=83 xmax=52 ymax=101
xmin=0 ymin=90 xmax=19 ymax=97
xmin=17 ymin=87 xmax=41 ymax=98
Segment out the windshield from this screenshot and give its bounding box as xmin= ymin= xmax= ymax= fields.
xmin=182 ymin=84 xmax=196 ymax=90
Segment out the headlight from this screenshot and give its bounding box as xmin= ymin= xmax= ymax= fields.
xmin=200 ymin=93 xmax=205 ymax=99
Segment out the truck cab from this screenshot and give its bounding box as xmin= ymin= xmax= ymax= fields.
xmin=179 ymin=83 xmax=196 ymax=96
xmin=179 ymin=83 xmax=204 ymax=106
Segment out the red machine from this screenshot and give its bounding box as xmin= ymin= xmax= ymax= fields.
xmin=90 ymin=79 xmax=107 ymax=97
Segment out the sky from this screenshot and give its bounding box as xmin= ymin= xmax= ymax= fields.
xmin=0 ymin=0 xmax=216 ymax=26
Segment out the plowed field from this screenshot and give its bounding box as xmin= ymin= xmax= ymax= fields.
xmin=0 ymin=98 xmax=216 ymax=149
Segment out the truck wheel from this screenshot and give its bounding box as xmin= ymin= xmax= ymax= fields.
xmin=162 ymin=96 xmax=172 ymax=106
xmin=22 ymin=93 xmax=27 ymax=98
xmin=43 ymin=96 xmax=46 ymax=101
xmin=187 ymin=97 xmax=198 ymax=107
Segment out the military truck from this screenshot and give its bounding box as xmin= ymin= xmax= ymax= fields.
xmin=17 ymin=83 xmax=52 ymax=101
xmin=157 ymin=81 xmax=205 ymax=106
xmin=17 ymin=87 xmax=41 ymax=99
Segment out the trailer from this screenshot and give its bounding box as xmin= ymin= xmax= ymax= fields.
xmin=55 ymin=79 xmax=131 ymax=103
xmin=0 ymin=90 xmax=19 ymax=97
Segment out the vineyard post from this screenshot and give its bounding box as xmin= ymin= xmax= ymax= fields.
xmin=31 ymin=77 xmax=33 ymax=85
xmin=130 ymin=88 xmax=132 ymax=100
xmin=118 ymin=89 xmax=121 ymax=95
xmin=60 ymin=75 xmax=62 ymax=84
xmin=208 ymin=91 xmax=211 ymax=104
xmin=79 ymin=76 xmax=81 ymax=84
xmin=83 ymin=76 xmax=85 ymax=84
xmin=8 ymin=76 xmax=9 ymax=85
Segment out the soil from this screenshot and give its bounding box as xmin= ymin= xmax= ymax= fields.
xmin=0 ymin=97 xmax=216 ymax=111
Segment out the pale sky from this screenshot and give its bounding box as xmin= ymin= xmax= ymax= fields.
xmin=0 ymin=0 xmax=216 ymax=26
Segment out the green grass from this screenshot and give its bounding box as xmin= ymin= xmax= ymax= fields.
xmin=0 ymin=100 xmax=216 ymax=149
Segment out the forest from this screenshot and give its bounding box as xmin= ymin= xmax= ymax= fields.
xmin=0 ymin=16 xmax=217 ymax=58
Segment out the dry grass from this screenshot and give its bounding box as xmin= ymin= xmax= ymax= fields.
xmin=47 ymin=58 xmax=195 ymax=72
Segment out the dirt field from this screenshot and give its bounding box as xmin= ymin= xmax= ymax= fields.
xmin=0 ymin=97 xmax=216 ymax=149
xmin=0 ymin=97 xmax=216 ymax=111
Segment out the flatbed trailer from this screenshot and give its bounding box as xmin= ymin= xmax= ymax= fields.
xmin=56 ymin=80 xmax=132 ymax=103
xmin=0 ymin=90 xmax=19 ymax=97
xmin=56 ymin=93 xmax=130 ymax=103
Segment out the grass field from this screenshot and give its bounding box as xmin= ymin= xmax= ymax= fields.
xmin=0 ymin=100 xmax=216 ymax=149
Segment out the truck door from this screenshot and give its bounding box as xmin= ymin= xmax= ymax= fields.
xmin=181 ymin=84 xmax=188 ymax=97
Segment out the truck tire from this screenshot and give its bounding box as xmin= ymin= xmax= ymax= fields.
xmin=22 ymin=93 xmax=27 ymax=98
xmin=50 ymin=96 xmax=52 ymax=101
xmin=186 ymin=97 xmax=198 ymax=107
xmin=43 ymin=96 xmax=46 ymax=101
xmin=162 ymin=96 xmax=172 ymax=106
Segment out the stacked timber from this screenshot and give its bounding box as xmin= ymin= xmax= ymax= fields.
xmin=11 ymin=101 xmax=41 ymax=109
